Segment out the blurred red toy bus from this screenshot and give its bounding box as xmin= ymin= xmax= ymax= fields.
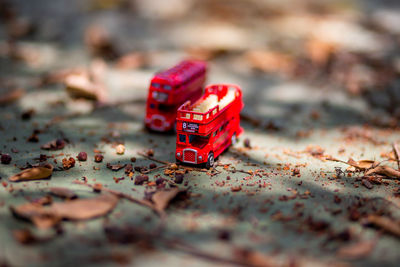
xmin=145 ymin=60 xmax=207 ymax=132
xmin=175 ymin=84 xmax=243 ymax=168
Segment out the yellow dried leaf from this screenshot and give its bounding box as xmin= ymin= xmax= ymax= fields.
xmin=9 ymin=164 xmax=54 ymax=182
xmin=347 ymin=158 xmax=377 ymax=170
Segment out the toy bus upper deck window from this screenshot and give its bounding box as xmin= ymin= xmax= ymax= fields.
xmin=163 ymin=85 xmax=172 ymax=90
xmin=151 ymin=83 xmax=160 ymax=88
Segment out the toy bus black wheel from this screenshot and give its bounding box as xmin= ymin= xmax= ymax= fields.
xmin=231 ymin=133 xmax=237 ymax=146
xmin=205 ymin=152 xmax=214 ymax=169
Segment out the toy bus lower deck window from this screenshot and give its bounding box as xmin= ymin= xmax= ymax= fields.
xmin=189 ymin=135 xmax=209 ymax=147
xmin=179 ymin=134 xmax=186 ymax=143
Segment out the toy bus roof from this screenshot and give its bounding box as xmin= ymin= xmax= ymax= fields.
xmin=152 ymin=60 xmax=206 ymax=86
xmin=179 ymin=84 xmax=241 ymax=115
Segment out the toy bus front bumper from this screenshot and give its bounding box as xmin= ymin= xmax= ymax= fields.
xmin=176 ymin=148 xmax=206 ymax=164
xmin=145 ymin=115 xmax=173 ymax=132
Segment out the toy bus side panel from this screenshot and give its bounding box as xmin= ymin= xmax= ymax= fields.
xmin=212 ymin=113 xmax=241 ymax=158
xmin=173 ymin=73 xmax=205 ymax=104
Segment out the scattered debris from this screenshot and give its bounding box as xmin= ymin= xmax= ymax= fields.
xmin=243 ymin=138 xmax=251 ymax=148
xmin=62 ymin=157 xmax=75 ymax=170
xmin=115 ymin=144 xmax=125 ymax=155
xmin=1 ymin=153 xmax=12 ymax=164
xmin=41 ymin=139 xmax=66 ymax=151
xmin=231 ymin=186 xmax=242 ymax=192
xmin=134 ymin=175 xmax=149 ymax=185
xmin=107 ymin=163 xmax=126 ymax=171
xmin=94 ymin=154 xmax=104 ymax=163
xmin=77 ymin=152 xmax=87 ymax=161
xmin=362 ymin=179 xmax=373 ymax=189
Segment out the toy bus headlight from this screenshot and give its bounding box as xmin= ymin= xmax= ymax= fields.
xmin=198 ymin=155 xmax=203 ymax=161
xmin=177 ymin=152 xmax=181 ymax=158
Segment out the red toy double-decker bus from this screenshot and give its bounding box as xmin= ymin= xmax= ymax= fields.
xmin=175 ymin=84 xmax=244 ymax=168
xmin=145 ymin=60 xmax=207 ymax=132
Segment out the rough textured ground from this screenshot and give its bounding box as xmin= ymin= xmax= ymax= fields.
xmin=1 ymin=0 xmax=400 ymax=266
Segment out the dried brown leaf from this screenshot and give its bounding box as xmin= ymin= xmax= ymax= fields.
xmin=234 ymin=248 xmax=278 ymax=267
xmin=84 ymin=25 xmax=117 ymax=59
xmin=115 ymin=52 xmax=147 ymax=69
xmin=337 ymin=240 xmax=376 ymax=259
xmin=50 ymin=193 xmax=118 ymax=220
xmin=9 ymin=163 xmax=53 ymax=182
xmin=50 ymin=187 xmax=77 ymax=199
xmin=347 ymin=158 xmax=377 ymax=170
xmin=365 ymin=165 xmax=400 ymax=179
xmin=12 ymin=229 xmax=38 ymax=245
xmin=64 ymin=73 xmax=101 ymax=100
xmin=151 ymin=188 xmax=180 ymax=212
xmin=11 ymin=194 xmax=118 ymax=228
xmin=245 ymin=50 xmax=294 ymax=74
xmin=305 ymin=38 xmax=337 ymax=66
xmin=10 ymin=202 xmax=60 ymax=229
xmin=366 ymin=215 xmax=400 ymax=238
xmin=0 ymin=88 xmax=24 ymax=106
xmin=41 ymin=139 xmax=66 ymax=150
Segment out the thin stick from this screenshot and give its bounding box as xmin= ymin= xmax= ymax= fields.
xmin=73 ymin=180 xmax=161 ymax=216
xmin=138 ymin=151 xmax=211 ymax=173
xmin=141 ymin=164 xmax=168 ymax=174
xmin=393 ymin=142 xmax=400 ymax=171
xmin=138 ymin=152 xmax=170 ymax=165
